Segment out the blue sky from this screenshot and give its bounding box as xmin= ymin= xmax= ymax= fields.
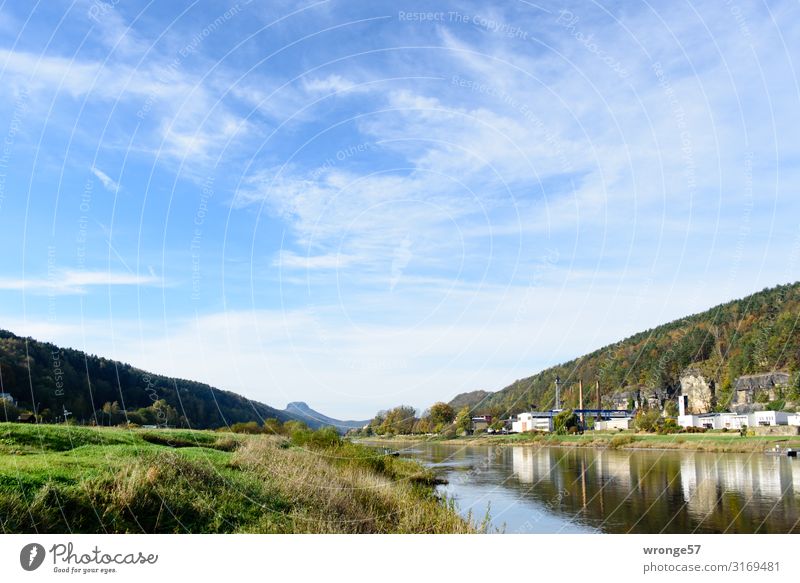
xmin=0 ymin=0 xmax=799 ymax=418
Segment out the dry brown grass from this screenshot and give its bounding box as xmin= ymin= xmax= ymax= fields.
xmin=233 ymin=438 xmax=475 ymax=533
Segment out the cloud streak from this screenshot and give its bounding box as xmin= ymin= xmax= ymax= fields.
xmin=0 ymin=271 xmax=161 ymax=295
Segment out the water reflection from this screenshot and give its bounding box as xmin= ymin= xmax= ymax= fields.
xmin=400 ymin=443 xmax=800 ymax=533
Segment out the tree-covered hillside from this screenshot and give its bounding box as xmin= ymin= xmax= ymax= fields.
xmin=448 ymin=390 xmax=493 ymax=411
xmin=0 ymin=329 xmax=293 ymax=428
xmin=480 ymin=282 xmax=800 ymax=416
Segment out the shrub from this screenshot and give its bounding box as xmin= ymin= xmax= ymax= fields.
xmin=766 ymin=399 xmax=786 ymax=411
xmin=609 ymin=434 xmax=636 ymax=449
xmin=553 ymin=409 xmax=578 ymax=435
xmin=633 ymin=409 xmax=662 ymax=433
xmin=282 ymin=420 xmax=309 ymax=435
xmin=657 ymin=418 xmax=680 ymax=434
xmin=290 ymin=426 xmax=341 ymax=448
xmin=683 ymin=426 xmax=707 ymax=434
xmin=230 ymin=421 xmax=262 ymax=434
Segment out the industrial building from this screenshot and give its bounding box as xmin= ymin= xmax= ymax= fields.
xmin=512 ymin=411 xmax=555 ymax=433
xmin=678 ymin=410 xmax=791 ymax=430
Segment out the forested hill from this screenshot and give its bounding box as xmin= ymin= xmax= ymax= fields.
xmin=0 ymin=329 xmax=294 ymax=428
xmin=283 ymin=401 xmax=369 ymax=431
xmin=480 ymin=282 xmax=800 ymax=416
xmin=448 ymin=390 xmax=493 ymax=411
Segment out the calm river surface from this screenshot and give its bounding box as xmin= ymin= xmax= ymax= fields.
xmin=391 ymin=443 xmax=800 ymax=533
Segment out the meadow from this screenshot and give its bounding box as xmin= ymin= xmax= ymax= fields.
xmin=0 ymin=423 xmax=474 ymax=533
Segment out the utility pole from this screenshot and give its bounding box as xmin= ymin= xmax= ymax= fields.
xmin=596 ymin=380 xmax=601 ymax=421
xmin=62 ymin=406 xmax=72 ymax=424
xmin=578 ymin=379 xmax=584 ymax=426
xmin=554 ymin=376 xmax=561 ymax=411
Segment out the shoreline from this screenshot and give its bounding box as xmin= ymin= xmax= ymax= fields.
xmin=355 ymin=432 xmax=800 ymax=455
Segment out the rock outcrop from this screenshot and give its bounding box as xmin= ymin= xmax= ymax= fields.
xmin=679 ymin=369 xmax=715 ymax=414
xmin=732 ymin=372 xmax=789 ymax=411
xmin=610 ymin=390 xmax=639 ymax=410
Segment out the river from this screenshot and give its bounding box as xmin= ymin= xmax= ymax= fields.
xmin=392 ymin=443 xmax=800 ymax=533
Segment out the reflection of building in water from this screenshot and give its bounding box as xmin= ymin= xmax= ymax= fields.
xmin=593 ymin=450 xmax=632 ymax=489
xmin=680 ymin=455 xmax=799 ymax=517
xmin=512 ymin=447 xmax=553 ymax=484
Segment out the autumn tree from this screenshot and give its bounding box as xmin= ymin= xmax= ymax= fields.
xmin=454 ymin=406 xmax=472 ymax=434
xmin=428 ymin=402 xmax=456 ymax=428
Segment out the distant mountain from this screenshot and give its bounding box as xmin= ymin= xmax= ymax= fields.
xmin=0 ymin=328 xmax=297 ymax=429
xmin=284 ymin=401 xmax=369 ymax=432
xmin=448 ymin=390 xmax=493 ymax=411
xmin=479 ymin=282 xmax=800 ymax=415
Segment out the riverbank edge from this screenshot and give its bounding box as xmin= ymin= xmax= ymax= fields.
xmin=355 ymin=432 xmax=800 ymax=454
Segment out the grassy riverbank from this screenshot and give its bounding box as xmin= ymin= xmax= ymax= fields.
xmin=0 ymin=423 xmax=474 ymax=533
xmin=359 ymin=431 xmax=800 ymax=454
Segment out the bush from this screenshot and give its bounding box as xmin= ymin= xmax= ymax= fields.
xmin=441 ymin=426 xmax=457 ymax=439
xmin=766 ymin=399 xmax=786 ymax=411
xmin=657 ymin=418 xmax=680 ymax=434
xmin=610 ymin=434 xmax=636 ymax=449
xmin=683 ymin=426 xmax=707 ymax=434
xmin=290 ymin=426 xmax=341 ymax=449
xmin=282 ymin=420 xmax=309 ymax=436
xmin=633 ymin=409 xmax=662 ymax=433
xmin=0 ymin=402 xmax=22 ymax=423
xmin=553 ymin=409 xmax=578 ymax=435
xmin=230 ymin=421 xmax=262 ymax=434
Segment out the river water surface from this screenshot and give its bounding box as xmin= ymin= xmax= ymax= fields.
xmin=391 ymin=443 xmax=800 ymax=533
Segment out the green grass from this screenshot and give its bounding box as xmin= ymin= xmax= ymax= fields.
xmin=0 ymin=423 xmax=473 ymax=534
xmin=360 ymin=431 xmax=800 ymax=453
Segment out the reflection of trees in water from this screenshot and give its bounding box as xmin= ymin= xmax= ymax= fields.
xmin=504 ymin=447 xmax=800 ymax=533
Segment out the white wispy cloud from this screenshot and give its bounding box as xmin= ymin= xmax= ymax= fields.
xmin=275 ymin=250 xmax=358 ymax=270
xmin=90 ymin=166 xmax=119 ymax=193
xmin=0 ymin=271 xmax=161 ymax=295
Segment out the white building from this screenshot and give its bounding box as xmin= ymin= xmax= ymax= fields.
xmin=697 ymin=412 xmax=750 ymax=430
xmin=595 ymin=417 xmax=632 ymax=431
xmin=788 ymin=414 xmax=800 ymax=427
xmin=697 ymin=414 xmax=722 ymax=429
xmin=512 ymin=412 xmax=554 ymax=433
xmin=679 ymin=410 xmax=791 ymax=429
xmin=751 ymin=411 xmax=789 ymax=426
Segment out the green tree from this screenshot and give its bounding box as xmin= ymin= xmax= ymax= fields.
xmin=553 ymin=409 xmax=578 ymax=435
xmin=454 ymin=406 xmax=472 ymax=434
xmin=428 ymin=402 xmax=456 ymax=427
xmin=633 ymin=409 xmax=662 ymax=433
xmin=152 ymin=399 xmax=179 ymax=427
xmin=0 ymin=400 xmax=21 ymax=422
xmin=381 ymin=405 xmax=417 ymax=435
xmin=412 ymin=417 xmax=431 ymax=434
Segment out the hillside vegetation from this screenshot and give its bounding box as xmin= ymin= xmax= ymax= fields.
xmin=448 ymin=390 xmax=493 ymax=411
xmin=0 ymin=329 xmax=293 ymax=429
xmin=479 ymin=282 xmax=800 ymax=416
xmin=0 ymin=423 xmax=473 ymax=533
